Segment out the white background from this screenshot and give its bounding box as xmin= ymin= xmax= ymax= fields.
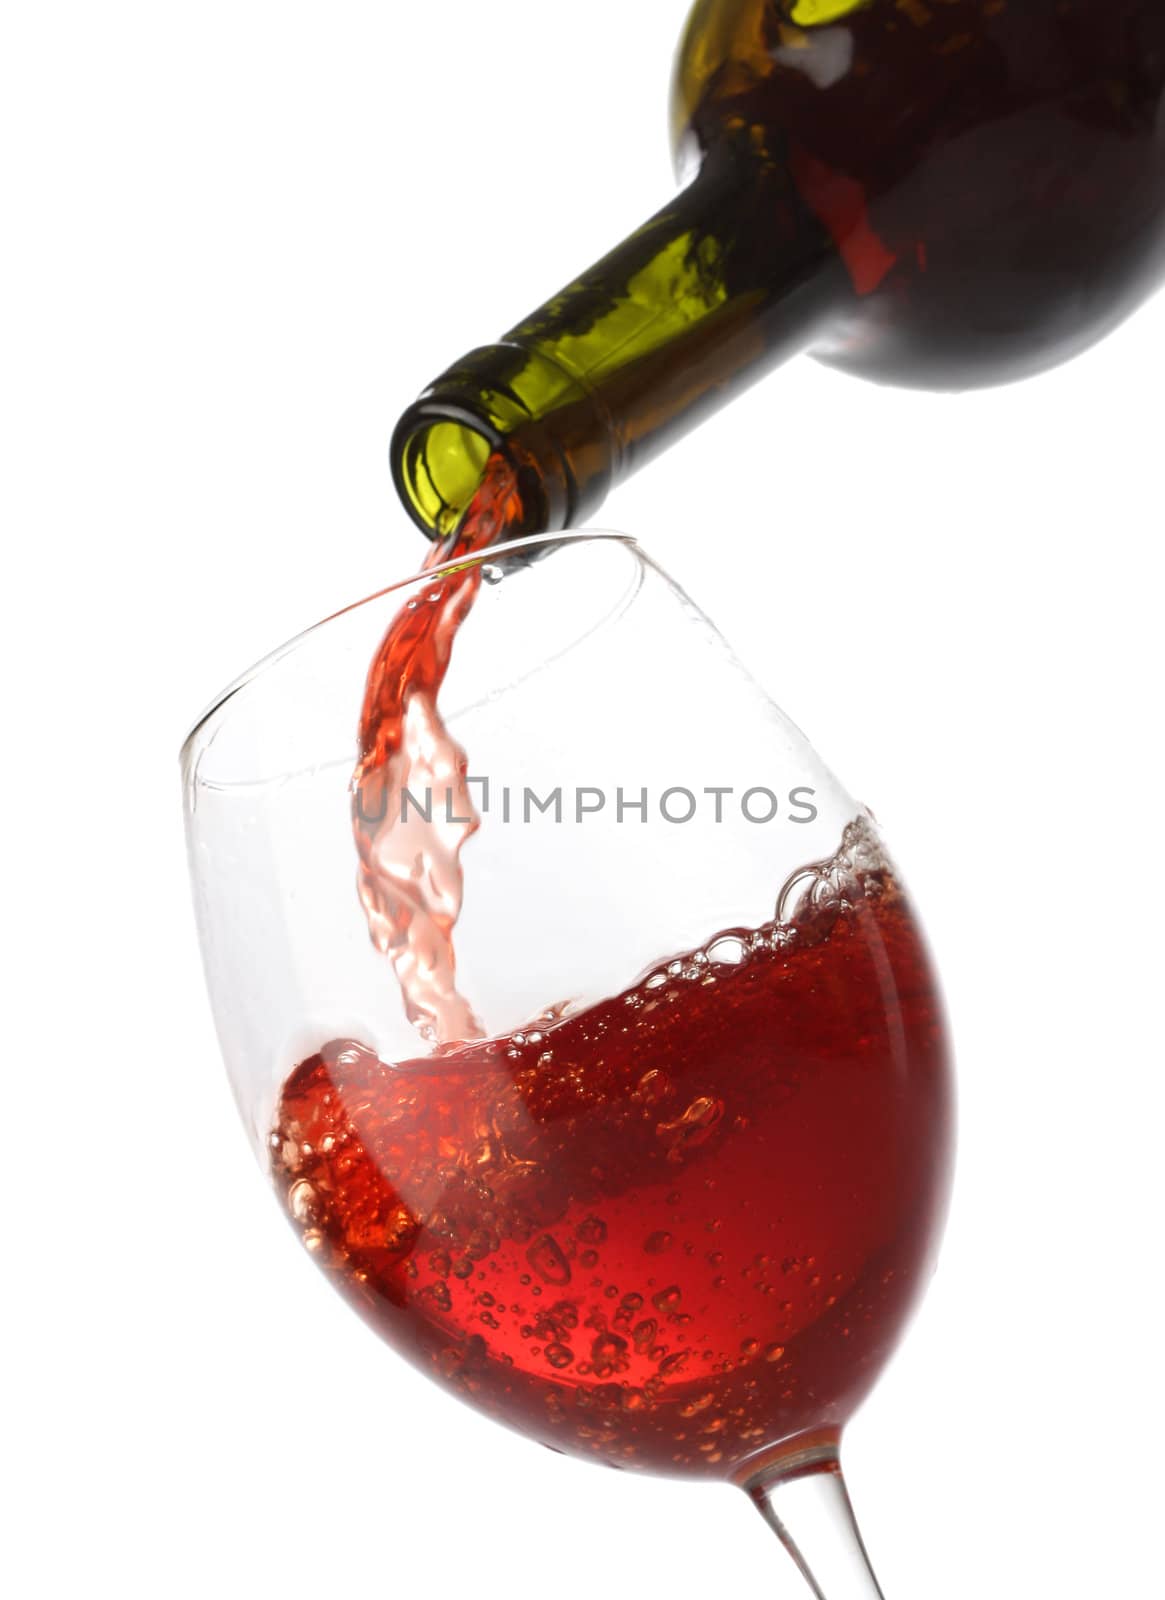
xmin=3 ymin=3 xmax=1163 ymax=1595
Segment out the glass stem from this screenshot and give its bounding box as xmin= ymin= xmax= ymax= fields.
xmin=749 ymin=1460 xmax=886 ymax=1600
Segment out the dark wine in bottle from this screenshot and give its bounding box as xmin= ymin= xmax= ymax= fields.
xmin=392 ymin=0 xmax=1165 ymax=540
xmin=273 ymin=820 xmax=953 ymax=1483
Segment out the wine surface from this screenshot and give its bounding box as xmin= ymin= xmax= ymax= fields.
xmin=272 ymin=818 xmax=953 ymax=1482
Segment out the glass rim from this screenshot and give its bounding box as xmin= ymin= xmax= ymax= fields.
xmin=179 ymin=530 xmax=641 ymax=762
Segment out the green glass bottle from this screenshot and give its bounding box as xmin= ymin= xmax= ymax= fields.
xmin=392 ymin=0 xmax=1165 ymax=541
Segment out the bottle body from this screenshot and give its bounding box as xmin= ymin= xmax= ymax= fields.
xmin=393 ymin=0 xmax=1165 ymax=539
xmin=676 ymin=0 xmax=1165 ymax=388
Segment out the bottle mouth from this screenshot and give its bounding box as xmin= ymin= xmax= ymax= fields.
xmin=391 ymin=404 xmax=504 ymax=541
xmin=391 ymin=344 xmax=617 ymax=542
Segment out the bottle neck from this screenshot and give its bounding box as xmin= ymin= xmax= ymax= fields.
xmin=391 ymin=139 xmax=844 ymax=541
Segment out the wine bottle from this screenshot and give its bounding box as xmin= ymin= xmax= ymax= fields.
xmin=391 ymin=0 xmax=1165 ymax=540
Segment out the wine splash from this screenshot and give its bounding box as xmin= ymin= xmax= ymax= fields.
xmin=351 ymin=455 xmax=528 ymax=1043
xmin=272 ymin=817 xmax=953 ymax=1481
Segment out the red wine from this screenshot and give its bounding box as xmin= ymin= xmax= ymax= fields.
xmin=272 ymin=817 xmax=953 ymax=1483
xmin=350 ymin=455 xmax=528 ymax=1042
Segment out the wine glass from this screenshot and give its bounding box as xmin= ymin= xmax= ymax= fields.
xmin=181 ymin=531 xmax=953 ymax=1597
